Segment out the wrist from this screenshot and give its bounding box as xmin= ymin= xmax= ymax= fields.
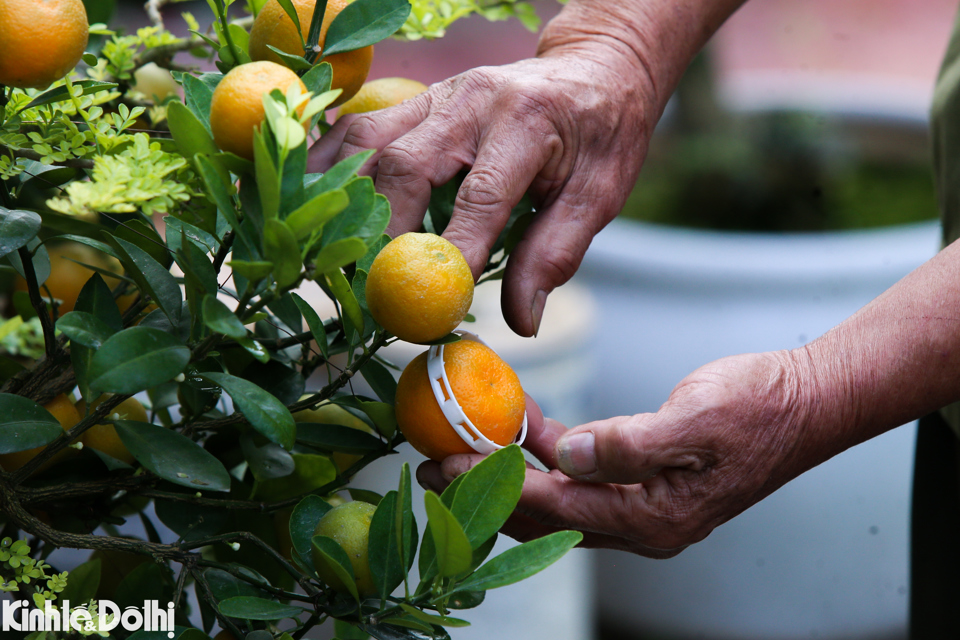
xmin=537 ymin=0 xmax=746 ymax=117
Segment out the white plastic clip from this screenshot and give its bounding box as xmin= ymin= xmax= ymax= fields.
xmin=425 ymin=331 xmax=528 ymax=454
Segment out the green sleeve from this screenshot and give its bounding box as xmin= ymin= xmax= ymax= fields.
xmin=931 ymin=5 xmax=960 ymax=246
xmin=931 ymin=6 xmax=960 ymax=433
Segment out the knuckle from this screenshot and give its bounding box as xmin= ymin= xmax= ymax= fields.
xmin=341 ymin=114 xmax=382 ymax=148
xmin=535 ymin=241 xmax=581 ymax=285
xmin=457 ymin=167 xmax=510 ymax=213
xmin=376 ymin=144 xmax=429 ymax=186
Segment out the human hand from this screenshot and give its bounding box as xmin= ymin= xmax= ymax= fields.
xmin=308 ymin=40 xmax=656 ymax=337
xmin=417 ymin=350 xmax=842 ymax=558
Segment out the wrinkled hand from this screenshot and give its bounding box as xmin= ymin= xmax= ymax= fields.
xmin=309 ymin=41 xmax=655 ymax=336
xmin=418 ymin=350 xmax=839 ymax=558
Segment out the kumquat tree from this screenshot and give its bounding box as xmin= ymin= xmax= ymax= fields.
xmin=0 ymin=0 xmax=579 ymax=637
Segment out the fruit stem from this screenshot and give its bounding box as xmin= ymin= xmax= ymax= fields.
xmin=213 ymin=0 xmax=244 ymax=72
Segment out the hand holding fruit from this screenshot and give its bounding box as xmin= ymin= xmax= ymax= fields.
xmin=309 ymin=52 xmax=654 ymax=338
xmin=418 ymin=352 xmax=841 ymax=557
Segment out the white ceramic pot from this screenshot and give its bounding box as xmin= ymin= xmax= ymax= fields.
xmin=574 ymin=217 xmax=940 ymax=639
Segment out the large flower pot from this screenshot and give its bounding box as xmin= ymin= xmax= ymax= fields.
xmin=575 ymin=217 xmax=939 ymax=639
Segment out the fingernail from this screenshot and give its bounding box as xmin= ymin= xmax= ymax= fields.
xmin=556 ymin=432 xmax=597 ymax=477
xmin=531 ymin=289 xmax=547 ymax=337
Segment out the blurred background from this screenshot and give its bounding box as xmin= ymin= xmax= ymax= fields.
xmin=97 ymin=0 xmax=959 ymax=638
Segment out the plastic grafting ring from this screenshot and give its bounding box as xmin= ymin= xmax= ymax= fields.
xmin=425 ymin=331 xmax=528 ymax=455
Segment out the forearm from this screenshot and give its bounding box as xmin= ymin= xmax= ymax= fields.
xmin=800 ymin=239 xmax=960 ymax=453
xmin=537 ymin=0 xmax=748 ymax=117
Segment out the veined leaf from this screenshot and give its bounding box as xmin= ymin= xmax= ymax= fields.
xmin=114 ymin=419 xmax=232 ymax=492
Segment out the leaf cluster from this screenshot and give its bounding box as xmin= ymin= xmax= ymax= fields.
xmin=0 ymin=0 xmax=577 ymax=638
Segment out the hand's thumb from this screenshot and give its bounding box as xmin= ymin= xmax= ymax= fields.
xmin=554 ymin=414 xmax=675 ymax=484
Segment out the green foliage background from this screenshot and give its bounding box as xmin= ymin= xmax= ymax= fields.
xmin=0 ymin=0 xmax=576 ymax=638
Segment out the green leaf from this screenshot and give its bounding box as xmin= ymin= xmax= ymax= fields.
xmin=305 ymin=150 xmax=374 ymax=199
xmin=396 ymin=462 xmax=417 ymax=573
xmin=424 ymin=491 xmax=472 ymax=578
xmin=240 ymin=432 xmax=295 ymax=481
xmin=56 ymin=311 xmax=116 ymax=348
xmin=53 ymin=234 xmax=120 ymax=260
xmin=359 ymin=400 xmax=396 ymax=439
xmin=254 ymin=130 xmax=281 ymax=221
xmin=285 ymin=188 xmax=349 ymax=240
xmin=88 ymin=327 xmax=191 ymax=395
xmin=176 ymin=239 xmax=219 ymax=297
xmin=321 ymin=177 xmax=381 ymax=247
xmin=334 ymin=620 xmax=368 ymax=640
xmin=322 ymin=0 xmax=411 ymax=57
xmin=164 ymin=218 xmax=220 ymax=256
xmin=450 ymin=444 xmax=525 ymax=548
xmin=275 ymin=0 xmax=304 ymax=46
xmin=325 ymin=267 xmax=364 ymax=337
xmin=182 ymin=73 xmax=222 ymax=131
xmin=57 ymin=558 xmax=101 ymax=604
xmin=357 ymin=233 xmax=391 ymax=273
xmin=114 ymin=419 xmax=232 ymax=492
xmin=301 ymin=61 xmax=333 ymax=96
xmin=75 ymin=272 xmax=123 ymax=331
xmin=21 ymin=80 xmax=118 ymax=111
xmin=313 ymin=237 xmax=367 ymax=273
xmin=369 ymin=490 xmax=413 ymax=600
xmin=114 ymin=562 xmax=167 ymax=610
xmin=156 ymin=500 xmax=229 ymax=543
xmin=266 ymin=45 xmax=313 ymax=71
xmin=263 ymin=219 xmax=302 ymax=288
xmin=296 ymin=423 xmax=383 ymax=453
xmin=196 ymin=155 xmax=257 ymax=258
xmin=312 ymin=535 xmax=359 ymax=601
xmin=199 ymin=372 xmax=296 ymax=449
xmin=255 ymin=452 xmax=336 ymax=501
xmin=218 ymin=596 xmax=305 ymax=620
xmin=106 ymin=235 xmax=183 ymax=324
xmin=448 ymin=530 xmax=583 ymax=594
xmin=0 ymin=394 xmax=64 ymax=455
xmin=181 ymin=74 xmax=218 ymax=134
xmin=267 ymin=291 xmax=303 ymax=334
xmin=228 ymin=259 xmax=274 ymax=282
xmin=289 ymin=292 xmax=327 ymax=358
xmin=5 ymin=237 xmax=49 ymax=286
xmin=201 ymin=295 xmax=246 ymax=339
xmin=417 ymin=474 xmax=465 ymax=587
xmin=289 ymin=494 xmax=333 ymax=571
xmin=0 ymin=208 xmax=42 ymax=260
xmin=203 ymin=567 xmax=264 ymax=599
xmin=167 ymin=100 xmax=222 ymax=177
xmin=397 ymin=604 xmax=470 ymax=628
xmin=359 ymin=358 xmax=397 ymax=404
xmin=213 ymin=151 xmax=255 ymax=176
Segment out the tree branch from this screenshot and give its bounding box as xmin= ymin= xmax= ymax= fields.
xmin=5 ymin=146 xmax=95 ymax=170
xmin=17 ymin=246 xmax=60 ymax=360
xmin=189 ymin=332 xmax=389 ymax=432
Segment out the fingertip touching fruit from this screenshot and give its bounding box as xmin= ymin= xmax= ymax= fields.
xmin=209 ymin=60 xmax=309 ymax=161
xmin=248 ymin=0 xmax=372 ymax=107
xmin=365 ymin=233 xmax=474 ymax=344
xmin=0 ymin=0 xmax=89 ymax=89
xmin=395 ymin=339 xmax=525 ymax=461
xmin=312 ymin=501 xmax=377 ymax=596
xmin=337 ymin=77 xmax=428 ymax=116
